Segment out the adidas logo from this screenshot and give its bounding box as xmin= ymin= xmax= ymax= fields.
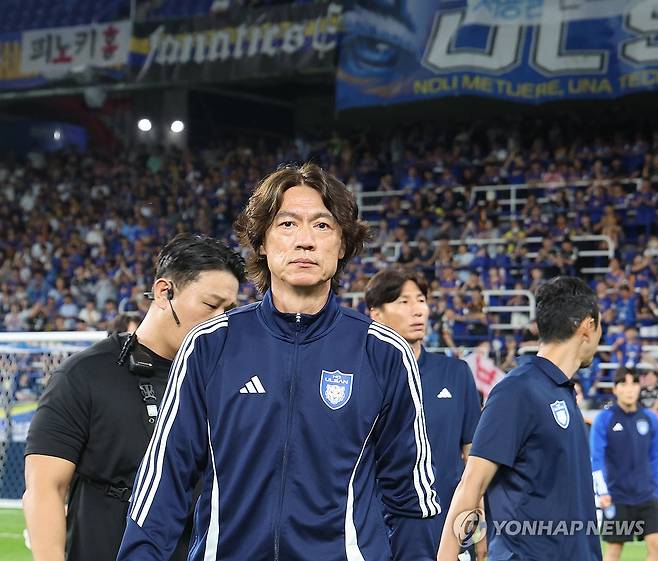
xmin=612 ymin=423 xmax=623 ymax=432
xmin=239 ymin=376 xmax=266 ymax=394
xmin=437 ymin=387 xmax=452 ymax=399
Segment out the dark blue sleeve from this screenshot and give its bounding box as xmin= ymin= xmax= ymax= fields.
xmin=469 ymin=376 xmax=530 ymax=468
xmin=459 ymin=361 xmax=481 ymax=446
xmin=648 ymin=412 xmax=658 ymax=498
xmin=118 ymin=318 xmax=227 ymax=561
xmin=590 ymin=409 xmax=611 ymax=497
xmin=368 ymin=325 xmax=440 ymax=519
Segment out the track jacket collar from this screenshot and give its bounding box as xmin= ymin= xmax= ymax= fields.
xmin=257 ymin=289 xmax=341 ymax=342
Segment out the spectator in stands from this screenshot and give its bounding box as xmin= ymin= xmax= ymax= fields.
xmin=465 ymin=289 xmax=489 ymax=341
xmin=525 ymin=205 xmax=548 ymax=237
xmin=4 ymin=303 xmax=28 ymax=331
xmin=58 ymin=294 xmax=79 ymax=326
xmin=605 ymin=258 xmax=626 ymax=289
xmin=23 ymin=233 xmax=245 ymax=561
xmin=638 ymin=287 xmax=658 ymax=326
xmin=415 ymin=215 xmax=441 ymax=242
xmin=397 ymin=242 xmax=416 ymax=267
xmin=615 ymin=284 xmax=638 ymax=327
xmin=556 ymin=238 xmax=578 ymax=276
xmin=401 ymin=165 xmax=422 ymax=191
xmin=528 ymin=267 xmax=545 ymax=293
xmin=631 ymin=179 xmax=658 ymax=238
xmin=535 ymin=238 xmax=560 ymax=277
xmin=596 ymin=205 xmax=624 ymax=247
xmin=640 ymin=369 xmax=658 ymax=412
xmin=630 ymin=253 xmax=657 ymax=290
xmin=613 ymin=326 xmax=643 ymax=369
xmin=591 ymin=368 xmax=658 ymax=561
xmin=436 ymin=307 xmax=458 ymax=350
xmin=77 ymin=299 xmax=101 ymax=329
xmin=415 ymin=238 xmax=436 ymax=280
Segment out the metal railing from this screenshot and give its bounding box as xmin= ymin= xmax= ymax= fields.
xmin=355 ymin=178 xmax=642 ymax=221
xmin=482 ymin=289 xmax=535 ymax=329
xmin=340 ymin=289 xmax=536 ymax=327
xmin=469 ymin=178 xmax=642 ymax=217
xmin=365 ymin=235 xmax=614 ymax=275
xmin=519 ymin=344 xmax=658 ymax=391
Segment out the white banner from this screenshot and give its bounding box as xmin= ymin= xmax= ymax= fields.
xmin=463 ymin=343 xmax=505 ymax=400
xmin=465 ymin=0 xmax=646 ymax=25
xmin=20 ymin=20 xmax=132 ymax=76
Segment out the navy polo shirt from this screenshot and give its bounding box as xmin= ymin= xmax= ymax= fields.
xmin=470 ymin=356 xmax=602 ymax=561
xmin=388 ymin=349 xmax=481 ymax=560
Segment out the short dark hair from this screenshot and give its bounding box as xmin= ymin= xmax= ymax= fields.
xmin=365 ymin=268 xmax=429 ymax=310
xmin=154 ymin=233 xmax=246 ymax=289
xmin=614 ymin=367 xmax=640 ymax=385
xmin=535 ymin=276 xmax=599 ymax=343
xmin=234 ymin=162 xmax=371 ymax=293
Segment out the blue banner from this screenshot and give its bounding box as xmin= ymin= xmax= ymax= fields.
xmin=337 ymin=0 xmax=658 ymax=109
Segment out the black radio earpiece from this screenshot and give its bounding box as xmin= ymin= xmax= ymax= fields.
xmin=143 ymin=283 xmax=180 ymax=327
xmin=166 ymin=284 xmax=181 ymax=326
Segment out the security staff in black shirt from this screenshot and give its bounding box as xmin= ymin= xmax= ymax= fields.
xmin=23 ymin=233 xmax=245 ymax=561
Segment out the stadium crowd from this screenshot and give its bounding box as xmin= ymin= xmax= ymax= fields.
xmin=1 ymin=114 xmax=658 ymax=402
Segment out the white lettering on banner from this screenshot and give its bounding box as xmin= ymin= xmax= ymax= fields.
xmin=465 ymin=0 xmax=645 ymax=26
xmin=530 ymin=17 xmax=607 ymax=75
xmin=20 ymin=20 xmax=132 ymax=76
xmin=138 ymin=3 xmax=341 ymax=78
xmin=622 ymin=0 xmax=658 ymax=65
xmin=422 ymin=4 xmax=658 ymax=78
xmin=422 ymin=11 xmax=524 ymax=73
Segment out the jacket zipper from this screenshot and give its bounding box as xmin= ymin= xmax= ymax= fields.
xmin=274 ymin=312 xmax=302 ymax=561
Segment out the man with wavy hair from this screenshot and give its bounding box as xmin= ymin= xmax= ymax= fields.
xmin=119 ymin=163 xmax=440 ymax=561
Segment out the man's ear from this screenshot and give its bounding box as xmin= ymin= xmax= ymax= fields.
xmin=369 ymin=307 xmax=381 ymax=322
xmin=151 ymin=278 xmax=170 ymax=310
xmin=338 ymin=238 xmax=346 ymax=260
xmin=579 ymin=316 xmax=596 ymax=339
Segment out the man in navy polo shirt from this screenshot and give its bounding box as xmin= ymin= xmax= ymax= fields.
xmin=590 ymin=368 xmax=658 ymax=561
xmin=366 ymin=268 xmax=482 ymax=560
xmin=438 ymin=276 xmax=603 ymax=561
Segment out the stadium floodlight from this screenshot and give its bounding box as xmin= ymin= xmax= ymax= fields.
xmin=53 ymin=130 xmax=62 ymax=141
xmin=170 ymin=120 xmax=185 ymax=134
xmin=137 ymin=118 xmax=152 ymax=132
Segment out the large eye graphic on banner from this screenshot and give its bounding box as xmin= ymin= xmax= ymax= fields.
xmin=340 ymin=1 xmax=418 ymax=77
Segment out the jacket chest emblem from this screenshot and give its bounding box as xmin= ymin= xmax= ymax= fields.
xmin=320 ymin=370 xmax=353 ymax=410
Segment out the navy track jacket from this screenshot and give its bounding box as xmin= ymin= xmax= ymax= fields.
xmin=591 ymin=404 xmax=658 ymax=505
xmin=118 ymin=290 xmax=440 ymax=561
